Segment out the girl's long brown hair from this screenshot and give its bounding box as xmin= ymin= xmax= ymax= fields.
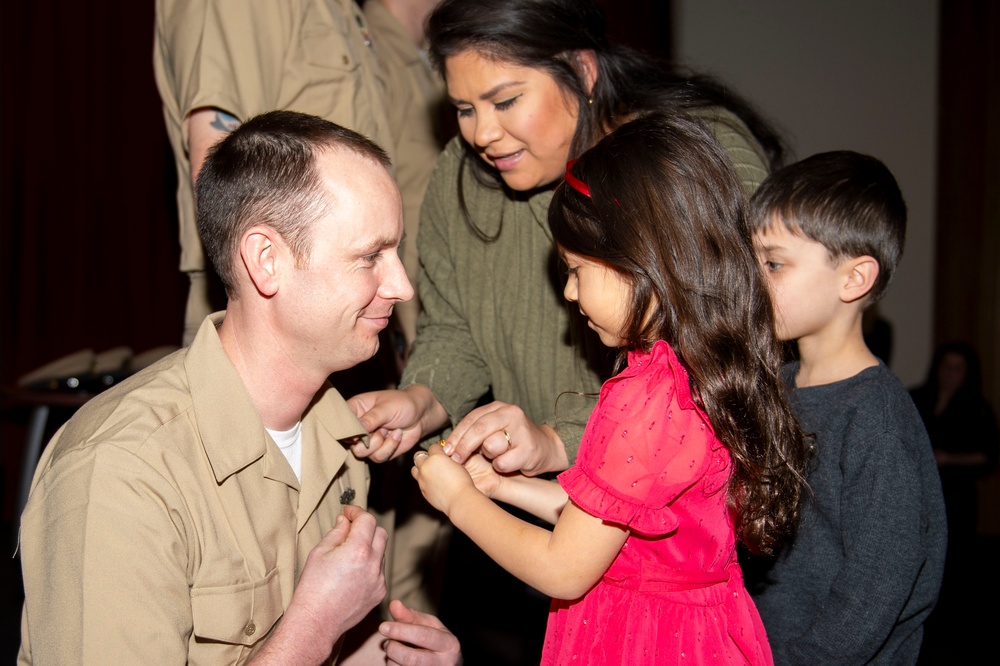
xmin=550 ymin=112 xmax=810 ymax=555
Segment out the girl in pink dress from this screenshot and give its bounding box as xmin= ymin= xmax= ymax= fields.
xmin=412 ymin=112 xmax=810 ymax=665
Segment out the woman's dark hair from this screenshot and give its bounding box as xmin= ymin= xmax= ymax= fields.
xmin=426 ymin=0 xmax=785 ymax=194
xmin=549 ymin=111 xmax=809 ymax=555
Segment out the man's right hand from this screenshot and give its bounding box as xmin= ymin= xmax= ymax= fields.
xmin=249 ymin=506 xmax=387 ymax=664
xmin=347 ymin=385 xmax=449 ymax=463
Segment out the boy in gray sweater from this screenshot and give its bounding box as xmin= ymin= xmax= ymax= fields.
xmin=745 ymin=151 xmax=947 ymax=664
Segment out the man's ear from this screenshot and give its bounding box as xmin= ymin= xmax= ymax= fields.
xmin=841 ymin=256 xmax=879 ymax=304
xmin=240 ymin=225 xmax=283 ymax=297
xmin=574 ymin=49 xmax=599 ymax=97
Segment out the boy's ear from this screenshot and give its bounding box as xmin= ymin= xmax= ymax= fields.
xmin=840 ymin=256 xmax=879 ymax=304
xmin=240 ymin=225 xmax=283 ymax=297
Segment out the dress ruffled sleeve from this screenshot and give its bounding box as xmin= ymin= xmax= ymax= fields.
xmin=558 ymin=341 xmax=721 ymax=536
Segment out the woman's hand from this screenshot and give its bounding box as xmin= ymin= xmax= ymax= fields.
xmin=442 ymin=401 xmax=570 ymax=476
xmin=347 ymin=385 xmax=449 ymax=463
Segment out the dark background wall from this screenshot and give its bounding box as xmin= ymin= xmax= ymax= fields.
xmin=1 ymin=3 xmax=186 ymax=522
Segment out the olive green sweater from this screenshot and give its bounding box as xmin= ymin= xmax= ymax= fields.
xmin=400 ymin=107 xmax=769 ymax=463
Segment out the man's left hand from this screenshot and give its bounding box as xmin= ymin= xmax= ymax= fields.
xmin=379 ymin=599 xmax=462 ymax=666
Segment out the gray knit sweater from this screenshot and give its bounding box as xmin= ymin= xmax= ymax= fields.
xmin=746 ymin=362 xmax=947 ymax=665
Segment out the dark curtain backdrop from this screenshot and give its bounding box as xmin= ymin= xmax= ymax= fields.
xmin=935 ymin=1 xmax=1000 ymax=534
xmin=1 ymin=2 xmax=186 ymax=520
xmin=1 ymin=2 xmax=185 ymax=378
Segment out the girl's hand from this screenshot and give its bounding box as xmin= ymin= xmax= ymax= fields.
xmin=411 ymin=445 xmax=479 ymax=516
xmin=442 ymin=401 xmax=570 ymax=476
xmin=464 ymin=451 xmax=504 ymax=499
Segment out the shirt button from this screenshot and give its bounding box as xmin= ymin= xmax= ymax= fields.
xmin=244 ymin=621 xmax=256 ymax=636
xmin=342 ymin=55 xmax=350 ymax=65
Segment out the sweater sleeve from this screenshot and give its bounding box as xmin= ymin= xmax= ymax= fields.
xmin=400 ymin=140 xmax=493 ymax=426
xmin=688 ymin=106 xmax=771 ymax=194
xmin=400 ymin=140 xmax=604 ymax=465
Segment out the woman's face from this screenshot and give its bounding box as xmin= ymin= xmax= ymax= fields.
xmin=444 ymin=49 xmax=581 ymax=191
xmin=937 ymin=351 xmax=968 ymax=395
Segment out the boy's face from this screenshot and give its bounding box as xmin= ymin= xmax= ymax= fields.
xmin=753 ymin=218 xmax=846 ymax=343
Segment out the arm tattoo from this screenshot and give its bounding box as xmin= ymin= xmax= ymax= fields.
xmin=210 ymin=110 xmax=240 ymax=133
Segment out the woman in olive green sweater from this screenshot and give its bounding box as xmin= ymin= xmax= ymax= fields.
xmin=347 ymin=0 xmax=782 ymax=476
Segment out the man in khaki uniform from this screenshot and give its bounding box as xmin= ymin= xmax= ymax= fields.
xmin=18 ymin=112 xmax=460 ymax=665
xmin=153 ymin=0 xmax=393 ymax=347
xmin=154 ymin=1 xmax=449 ymax=648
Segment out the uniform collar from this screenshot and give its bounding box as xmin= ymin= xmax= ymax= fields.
xmin=184 ymin=313 xmax=369 ymax=499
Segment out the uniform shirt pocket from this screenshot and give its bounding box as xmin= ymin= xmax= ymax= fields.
xmin=297 ymin=1 xmax=362 ymax=74
xmin=190 ymin=567 xmax=284 ymax=647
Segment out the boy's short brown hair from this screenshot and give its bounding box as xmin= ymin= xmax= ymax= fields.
xmin=749 ymin=150 xmax=906 ymax=304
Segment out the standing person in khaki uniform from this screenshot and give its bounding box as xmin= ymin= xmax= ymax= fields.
xmin=361 ymin=0 xmax=456 ymax=620
xmin=153 ymin=0 xmax=394 ymax=347
xmin=363 ymin=0 xmax=452 ymax=351
xmin=17 ymin=111 xmax=461 ymax=666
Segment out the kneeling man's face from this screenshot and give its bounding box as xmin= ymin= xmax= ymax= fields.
xmin=283 ymin=148 xmax=412 ymax=373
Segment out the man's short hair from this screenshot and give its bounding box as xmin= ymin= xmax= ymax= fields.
xmin=749 ymin=150 xmax=907 ymax=304
xmin=196 ymin=110 xmax=392 ymax=297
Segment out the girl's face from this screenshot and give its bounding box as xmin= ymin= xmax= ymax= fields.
xmin=561 ymin=250 xmax=631 ymax=348
xmin=444 ymin=48 xmax=581 ymax=191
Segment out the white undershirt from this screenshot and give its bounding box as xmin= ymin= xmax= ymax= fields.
xmin=266 ymin=421 xmax=303 ymax=483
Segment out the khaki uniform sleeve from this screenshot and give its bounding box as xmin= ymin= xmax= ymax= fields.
xmin=19 ymin=442 xmax=196 ymax=664
xmin=156 ymin=0 xmax=295 ymax=129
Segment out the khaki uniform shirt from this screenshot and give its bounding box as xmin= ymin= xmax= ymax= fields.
xmin=18 ymin=314 xmax=370 ymax=664
xmin=153 ymin=0 xmax=393 ymax=274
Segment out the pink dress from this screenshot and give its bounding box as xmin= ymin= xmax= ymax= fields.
xmin=542 ymin=340 xmax=772 ymax=665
